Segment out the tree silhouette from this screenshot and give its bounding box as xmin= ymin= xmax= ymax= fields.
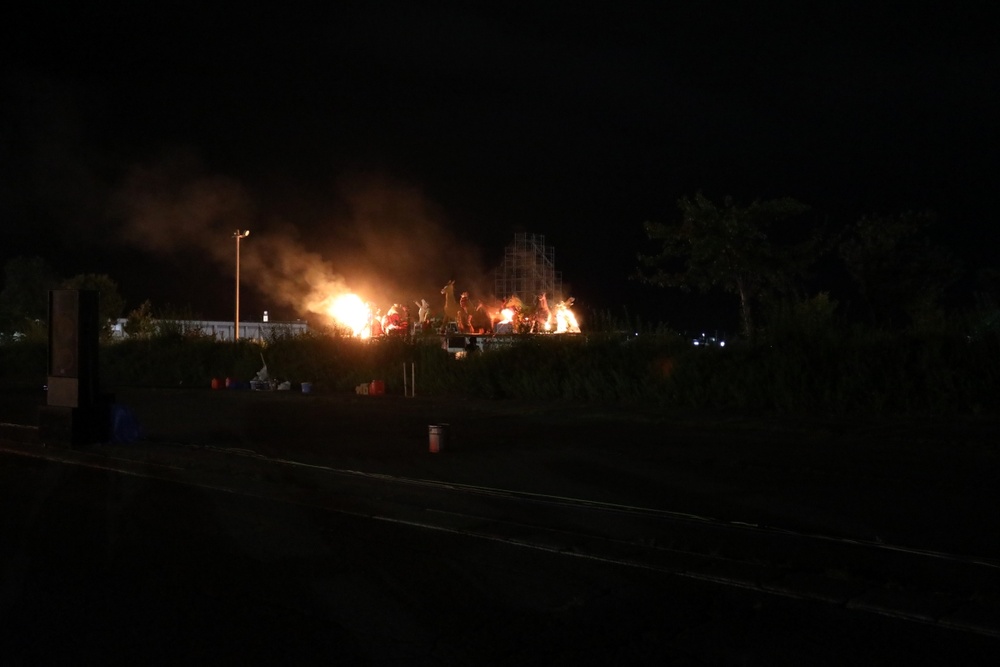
xmin=0 ymin=256 xmax=61 ymax=333
xmin=637 ymin=192 xmax=813 ymax=337
xmin=838 ymin=211 xmax=961 ymax=331
xmin=61 ymin=273 xmax=125 ymax=339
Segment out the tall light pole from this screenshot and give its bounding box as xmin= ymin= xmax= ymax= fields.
xmin=233 ymin=229 xmax=250 ymax=340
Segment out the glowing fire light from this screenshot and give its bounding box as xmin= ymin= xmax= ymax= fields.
xmin=327 ymin=293 xmax=372 ymax=338
xmin=555 ymin=301 xmax=580 ymax=334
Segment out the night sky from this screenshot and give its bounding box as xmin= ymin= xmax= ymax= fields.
xmin=2 ymin=3 xmax=997 ymax=332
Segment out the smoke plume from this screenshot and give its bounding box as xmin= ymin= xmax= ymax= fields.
xmin=110 ymin=151 xmax=495 ymax=323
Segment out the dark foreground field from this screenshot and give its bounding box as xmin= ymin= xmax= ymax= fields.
xmin=2 ymin=385 xmax=1000 ymax=664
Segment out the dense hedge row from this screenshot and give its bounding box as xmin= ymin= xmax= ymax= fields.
xmin=2 ymin=329 xmax=997 ymax=417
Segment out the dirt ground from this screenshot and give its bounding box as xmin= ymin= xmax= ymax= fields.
xmin=4 ymin=384 xmax=1000 ymax=662
xmin=4 ymin=383 xmax=999 ymax=558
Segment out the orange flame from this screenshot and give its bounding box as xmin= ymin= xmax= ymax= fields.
xmin=327 ymin=293 xmax=372 ymax=338
xmin=555 ymin=301 xmax=580 ymax=333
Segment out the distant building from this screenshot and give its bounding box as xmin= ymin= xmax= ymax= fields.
xmin=110 ymin=318 xmax=309 ymax=342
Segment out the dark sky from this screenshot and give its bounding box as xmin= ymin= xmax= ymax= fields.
xmin=2 ymin=3 xmax=997 ymax=332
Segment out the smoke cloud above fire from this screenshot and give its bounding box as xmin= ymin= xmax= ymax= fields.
xmin=110 ymin=150 xmax=497 ymax=324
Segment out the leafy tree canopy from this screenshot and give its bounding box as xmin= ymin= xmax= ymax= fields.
xmin=0 ymin=256 xmax=61 ymax=332
xmin=123 ymin=299 xmax=157 ymax=338
xmin=838 ymin=211 xmax=962 ymax=331
xmin=61 ymin=273 xmax=125 ymax=338
xmin=637 ymin=192 xmax=813 ymax=337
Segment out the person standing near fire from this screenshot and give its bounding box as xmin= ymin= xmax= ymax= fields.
xmin=457 ymin=291 xmax=473 ymax=333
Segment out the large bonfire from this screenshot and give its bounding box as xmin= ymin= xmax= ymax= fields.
xmin=321 ymin=285 xmax=580 ymax=339
xmin=326 ymin=293 xmax=373 ymax=338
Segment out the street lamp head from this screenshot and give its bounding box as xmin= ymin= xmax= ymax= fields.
xmin=233 ymin=229 xmax=250 ymax=239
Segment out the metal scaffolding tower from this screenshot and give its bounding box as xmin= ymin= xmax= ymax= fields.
xmin=493 ymin=233 xmax=562 ymax=303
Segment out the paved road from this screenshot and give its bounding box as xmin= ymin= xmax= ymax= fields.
xmin=3 ymin=439 xmax=999 ymax=665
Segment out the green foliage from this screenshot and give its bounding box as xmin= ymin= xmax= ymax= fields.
xmin=61 ymin=273 xmax=125 ymax=339
xmin=581 ymin=306 xmax=679 ymax=336
xmin=102 ymin=335 xmax=239 ymax=387
xmin=0 ymin=318 xmax=48 ymax=345
xmin=837 ymin=211 xmax=962 ymax=332
xmin=0 ymin=256 xmax=60 ymax=333
xmin=637 ymin=192 xmax=814 ymax=338
xmin=757 ymin=292 xmax=840 ymax=344
xmin=3 ymin=317 xmax=997 ymax=419
xmin=965 ymin=292 xmax=1000 ymax=340
xmin=123 ymin=299 xmax=157 ymax=339
xmin=0 ymin=338 xmax=48 ymax=383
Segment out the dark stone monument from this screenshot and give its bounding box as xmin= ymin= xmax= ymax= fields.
xmin=39 ymin=289 xmax=109 ymax=447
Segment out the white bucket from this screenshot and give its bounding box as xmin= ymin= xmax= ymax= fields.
xmin=428 ymin=424 xmax=449 ymax=453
